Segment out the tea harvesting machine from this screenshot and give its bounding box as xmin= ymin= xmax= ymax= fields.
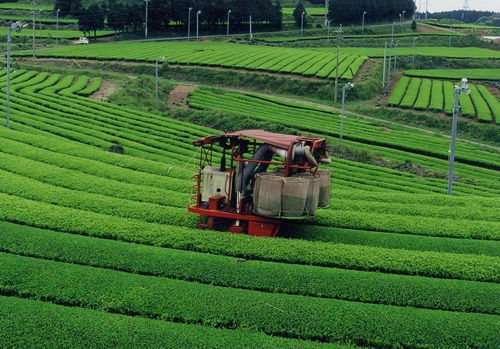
xmin=188 ymin=130 xmax=332 ymax=237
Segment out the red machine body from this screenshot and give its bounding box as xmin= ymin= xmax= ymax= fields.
xmin=188 ymin=129 xmax=330 ymax=237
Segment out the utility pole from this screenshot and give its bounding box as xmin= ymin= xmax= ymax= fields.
xmin=324 ymin=0 xmax=329 ymax=26
xmin=340 ymin=82 xmax=354 ymax=142
xmin=448 ymin=78 xmax=470 ymax=195
xmin=382 ymin=41 xmax=387 ymax=90
xmin=144 ymin=0 xmax=149 ymax=38
xmin=387 ymin=22 xmax=395 ymax=90
xmin=188 ymin=7 xmax=192 ymax=41
xmin=362 ymin=11 xmax=367 ymax=34
xmin=6 ymin=22 xmax=24 ymax=128
xmin=333 ymin=24 xmax=343 ymax=103
xmin=32 ymin=1 xmax=37 ymax=61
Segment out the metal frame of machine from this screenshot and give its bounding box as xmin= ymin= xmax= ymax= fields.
xmin=188 ymin=129 xmax=330 ymax=237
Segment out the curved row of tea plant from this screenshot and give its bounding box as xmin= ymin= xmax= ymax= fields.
xmin=1 ymin=68 xmax=499 ymax=348
xmin=1 ymin=296 xmax=337 ymax=349
xmin=13 ymin=41 xmax=366 ymax=80
xmin=2 ymin=193 xmax=499 ymax=282
xmin=404 ymin=68 xmax=500 ymax=80
xmin=291 ymin=224 xmax=500 ymax=257
xmin=388 ymin=77 xmax=499 ymax=123
xmin=1 ymin=222 xmax=498 ymax=315
xmin=0 ymin=126 xmax=192 ymax=182
xmin=1 ymin=252 xmax=498 ymax=349
xmin=188 ymin=89 xmax=500 ymax=178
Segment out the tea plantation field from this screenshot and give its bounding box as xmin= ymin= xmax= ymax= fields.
xmin=13 ymin=41 xmax=367 ymax=80
xmin=388 ymin=76 xmax=500 ymax=124
xmin=0 ymin=69 xmax=499 ymax=348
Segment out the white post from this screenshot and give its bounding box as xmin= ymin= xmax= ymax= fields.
xmin=394 ymin=39 xmax=400 ymax=70
xmin=327 ymin=19 xmax=332 ymax=44
xmin=449 ymin=25 xmax=452 ymax=47
xmin=324 ymin=0 xmax=329 ymax=26
xmin=196 ymin=10 xmax=201 ymax=41
xmin=362 ymin=11 xmax=367 ymax=34
xmin=227 ymin=10 xmax=231 ymax=38
xmin=38 ymin=9 xmax=42 ymax=38
xmin=340 ymin=82 xmax=354 ymax=142
xmin=155 ymin=56 xmax=164 ymax=111
xmin=334 ymin=24 xmax=343 ymax=103
xmin=249 ymin=15 xmax=253 ymax=40
xmin=382 ymin=41 xmax=387 ymax=89
xmin=387 ymin=22 xmax=395 ymax=88
xmin=144 ymin=0 xmax=149 ymax=38
xmin=301 ymin=12 xmax=305 ymax=37
xmin=56 ymin=8 xmax=60 ymax=46
xmin=448 ymin=78 xmax=469 ymax=195
xmin=6 ymin=21 xmax=23 ymax=128
xmin=412 ymin=36 xmax=419 ymax=65
xmin=32 ymin=1 xmax=36 ymax=61
xmin=188 ymin=7 xmax=192 ymax=41
xmin=6 ymin=26 xmax=12 ymax=128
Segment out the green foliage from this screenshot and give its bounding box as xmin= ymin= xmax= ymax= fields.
xmin=404 ymin=68 xmax=500 ymax=80
xmin=413 ymin=79 xmax=431 ymax=110
xmin=1 ymin=296 xmax=335 ymax=349
xmin=477 ymin=85 xmax=500 ymax=122
xmin=388 ymin=77 xmax=500 ymax=126
xmin=76 ymin=76 xmax=102 ymax=96
xmin=188 ymin=89 xmax=500 ymax=174
xmin=328 ymin=0 xmax=416 ymax=24
xmin=2 ymin=221 xmax=499 ymax=314
xmin=387 ymin=76 xmax=410 ymax=106
xmin=293 ymin=1 xmax=307 ymax=28
xmin=1 ymin=252 xmax=499 ymax=348
xmin=2 ymin=192 xmax=500 ymax=283
xmin=1 ymin=66 xmax=500 ymax=349
xmin=13 ymin=41 xmax=367 ymax=82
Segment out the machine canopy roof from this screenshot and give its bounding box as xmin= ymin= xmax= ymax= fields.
xmin=193 ymin=129 xmax=325 ymax=150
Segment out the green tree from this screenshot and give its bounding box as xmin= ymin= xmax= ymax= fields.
xmin=54 ymin=0 xmax=82 ymax=17
xmin=293 ymin=1 xmax=307 ymax=28
xmin=78 ymin=3 xmax=105 ymax=38
xmin=329 ymin=0 xmax=415 ymax=24
xmin=125 ymin=3 xmax=143 ymax=33
xmin=269 ymin=0 xmax=283 ymax=29
xmin=107 ymin=1 xmax=126 ymax=33
xmin=148 ymin=0 xmax=171 ymax=31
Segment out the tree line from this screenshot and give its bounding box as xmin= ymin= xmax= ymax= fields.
xmin=54 ymin=0 xmax=282 ymax=36
xmin=327 ymin=0 xmax=416 ymax=24
xmin=427 ymin=10 xmax=499 ymax=24
xmin=54 ymin=0 xmax=423 ymax=37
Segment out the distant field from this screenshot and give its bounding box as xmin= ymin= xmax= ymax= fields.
xmin=0 ymin=3 xmax=53 ymax=11
xmin=388 ymin=77 xmax=500 ymax=124
xmin=319 ymin=46 xmax=500 ymax=59
xmin=259 ymin=31 xmax=459 ymax=43
xmin=1 ymin=67 xmax=499 ymax=349
xmin=12 ymin=41 xmax=368 ymax=80
xmin=423 ymin=19 xmax=499 ymax=30
xmin=404 ymin=69 xmax=500 ymax=81
xmin=4 ymin=27 xmax=115 ymax=39
xmin=282 ymin=7 xmax=327 ymax=16
xmin=0 ymin=15 xmax=77 ymax=24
